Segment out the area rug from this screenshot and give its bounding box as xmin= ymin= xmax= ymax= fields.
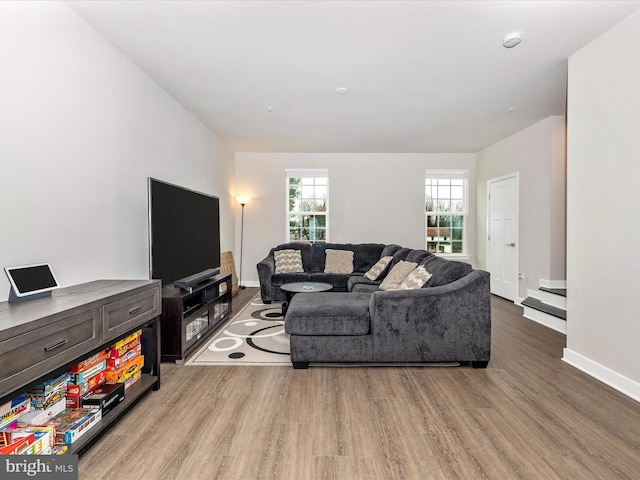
xmin=186 ymin=294 xmax=291 ymax=366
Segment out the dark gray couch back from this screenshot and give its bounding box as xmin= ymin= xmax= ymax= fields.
xmin=422 ymin=255 xmax=473 ymax=287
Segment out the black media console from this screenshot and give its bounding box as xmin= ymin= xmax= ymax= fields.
xmin=160 ymin=273 xmax=232 ymax=363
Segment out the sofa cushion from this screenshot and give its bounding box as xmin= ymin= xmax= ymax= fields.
xmin=347 ymin=275 xmax=379 ymax=291
xmin=399 ymin=265 xmax=433 ymax=290
xmin=271 ymin=273 xmax=312 ymax=286
xmin=380 ymin=244 xmax=402 ymax=257
xmin=351 ymin=283 xmax=380 ymax=294
xmin=388 ymin=247 xmax=412 ymax=269
xmin=379 ymin=260 xmax=418 ymax=291
xmin=405 ymin=249 xmax=432 ymax=265
xmin=422 ymin=256 xmax=473 ymax=287
xmin=274 ymin=249 xmax=304 ymax=273
xmin=308 ymin=273 xmax=350 ymax=292
xmin=324 ymin=249 xmax=354 ymax=274
xmin=285 ymin=292 xmax=371 ymax=336
xmin=364 ymin=256 xmax=392 ymax=281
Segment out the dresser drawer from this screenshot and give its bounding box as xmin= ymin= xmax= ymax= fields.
xmin=102 ymin=288 xmax=160 ymax=341
xmin=0 ymin=309 xmax=101 ymax=397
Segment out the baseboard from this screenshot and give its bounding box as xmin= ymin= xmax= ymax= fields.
xmin=240 ymin=280 xmax=260 ymax=288
xmin=562 ymin=348 xmax=640 ymax=403
xmin=539 ymin=279 xmax=567 ymax=289
xmin=523 ymin=308 xmax=566 ymax=334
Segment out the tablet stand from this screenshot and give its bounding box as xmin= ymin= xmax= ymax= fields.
xmin=8 ymin=286 xmax=52 ymax=303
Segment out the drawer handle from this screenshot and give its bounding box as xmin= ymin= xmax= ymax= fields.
xmin=44 ymin=338 xmax=68 ymax=352
xmin=128 ymin=306 xmax=141 ymax=316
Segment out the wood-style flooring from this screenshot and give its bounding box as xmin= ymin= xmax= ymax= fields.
xmin=79 ymin=289 xmax=640 ymax=480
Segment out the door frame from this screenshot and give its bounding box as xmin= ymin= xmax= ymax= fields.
xmin=487 ymin=172 xmax=519 ymax=302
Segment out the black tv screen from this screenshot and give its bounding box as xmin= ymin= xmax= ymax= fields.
xmin=148 ymin=178 xmax=221 ymax=287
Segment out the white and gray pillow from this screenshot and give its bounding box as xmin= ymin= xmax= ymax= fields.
xmin=274 ymin=249 xmax=304 ymax=274
xmin=364 ymin=256 xmax=393 ymax=281
xmin=379 ymin=261 xmax=418 ymax=291
xmin=324 ymin=249 xmax=354 ymax=274
xmin=399 ymin=265 xmax=433 ymax=290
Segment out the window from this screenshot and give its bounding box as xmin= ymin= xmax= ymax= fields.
xmin=425 ymin=170 xmax=468 ymax=255
xmin=286 ymin=169 xmax=328 ymax=243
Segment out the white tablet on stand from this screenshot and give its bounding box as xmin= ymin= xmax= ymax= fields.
xmin=4 ymin=263 xmax=60 ymax=303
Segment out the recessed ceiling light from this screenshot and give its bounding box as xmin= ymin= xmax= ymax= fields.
xmin=335 ymin=87 xmax=349 ymax=95
xmin=503 ymin=32 xmax=522 ymax=48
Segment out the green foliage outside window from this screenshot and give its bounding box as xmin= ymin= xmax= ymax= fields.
xmin=287 ymin=176 xmax=327 ymax=243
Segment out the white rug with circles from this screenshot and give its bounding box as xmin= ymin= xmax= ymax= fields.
xmin=186 ymin=294 xmax=290 ymax=366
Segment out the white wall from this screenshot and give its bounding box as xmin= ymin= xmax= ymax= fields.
xmin=0 ymin=2 xmax=234 ymax=302
xmin=235 ymin=153 xmax=476 ymax=285
xmin=476 ymin=116 xmax=566 ymax=299
xmin=564 ymin=10 xmax=640 ymax=399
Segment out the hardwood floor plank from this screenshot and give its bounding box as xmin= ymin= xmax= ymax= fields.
xmin=78 ymin=290 xmax=640 ymax=480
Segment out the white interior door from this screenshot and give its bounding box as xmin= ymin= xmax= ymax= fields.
xmin=488 ymin=174 xmax=518 ymax=301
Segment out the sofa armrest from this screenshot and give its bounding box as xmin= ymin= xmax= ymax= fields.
xmin=369 ymin=270 xmax=491 ymax=362
xmin=257 ymin=255 xmax=276 ymax=302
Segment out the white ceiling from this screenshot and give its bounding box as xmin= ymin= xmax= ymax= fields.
xmin=67 ymin=1 xmax=640 ymax=153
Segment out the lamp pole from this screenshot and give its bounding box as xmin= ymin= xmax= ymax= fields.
xmin=236 ymin=196 xmax=250 ymax=289
xmin=239 ymin=201 xmax=246 ymax=289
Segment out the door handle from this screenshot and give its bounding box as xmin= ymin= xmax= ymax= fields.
xmin=505 ymin=242 xmax=516 ymax=247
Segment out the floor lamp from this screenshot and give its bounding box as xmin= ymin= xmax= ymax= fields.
xmin=236 ymin=196 xmax=250 ymax=289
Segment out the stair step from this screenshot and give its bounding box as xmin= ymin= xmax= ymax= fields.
xmin=521 ymin=297 xmax=566 ymax=320
xmin=539 ymin=286 xmax=567 ymax=297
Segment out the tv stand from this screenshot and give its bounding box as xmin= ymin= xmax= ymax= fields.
xmin=173 ymin=268 xmax=221 ymax=293
xmin=160 ymin=273 xmax=232 ymax=363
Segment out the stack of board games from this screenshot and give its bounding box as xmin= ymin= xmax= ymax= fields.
xmin=21 ymin=373 xmax=67 ymax=425
xmin=104 ymin=329 xmax=144 ymax=389
xmin=0 ymin=330 xmax=147 ymax=454
xmin=0 ymin=394 xmax=31 ymax=431
xmin=0 ymin=395 xmax=53 ymax=455
xmin=66 ymin=351 xmax=107 ymax=408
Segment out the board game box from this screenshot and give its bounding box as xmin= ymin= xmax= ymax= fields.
xmin=104 ymin=355 xmax=144 ymax=384
xmin=82 ymin=382 xmax=125 ymax=416
xmin=50 ymin=408 xmax=102 ymax=445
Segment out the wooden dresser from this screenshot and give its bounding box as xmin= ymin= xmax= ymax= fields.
xmin=0 ymin=279 xmax=162 ymax=455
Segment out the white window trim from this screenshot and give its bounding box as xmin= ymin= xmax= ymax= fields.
xmin=425 ymin=169 xmax=469 ymax=258
xmin=285 ymin=169 xmax=329 ymax=243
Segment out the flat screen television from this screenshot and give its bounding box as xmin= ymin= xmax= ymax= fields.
xmin=148 ymin=178 xmax=221 ymax=288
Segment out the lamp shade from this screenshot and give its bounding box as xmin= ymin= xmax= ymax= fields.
xmin=236 ymin=196 xmax=251 ymax=206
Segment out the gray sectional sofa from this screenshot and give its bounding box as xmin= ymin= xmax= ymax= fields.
xmin=256 ymin=242 xmax=491 ymax=369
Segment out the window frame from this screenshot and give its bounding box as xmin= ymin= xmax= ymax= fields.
xmin=285 ymin=169 xmax=329 ymax=243
xmin=425 ymin=169 xmax=469 ymax=258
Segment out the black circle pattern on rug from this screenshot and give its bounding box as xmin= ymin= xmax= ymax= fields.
xmin=207 ymin=306 xmax=289 ymax=361
xmin=246 ymin=325 xmax=290 ymax=356
xmin=251 ymin=307 xmax=284 ymax=321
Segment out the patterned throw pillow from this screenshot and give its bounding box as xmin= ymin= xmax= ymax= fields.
xmin=324 ymin=249 xmax=354 ymax=274
xmin=364 ymin=256 xmax=393 ymax=281
xmin=399 ymin=265 xmax=433 ymax=290
xmin=274 ymin=249 xmax=304 ymax=274
xmin=379 ymin=261 xmax=418 ymax=291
